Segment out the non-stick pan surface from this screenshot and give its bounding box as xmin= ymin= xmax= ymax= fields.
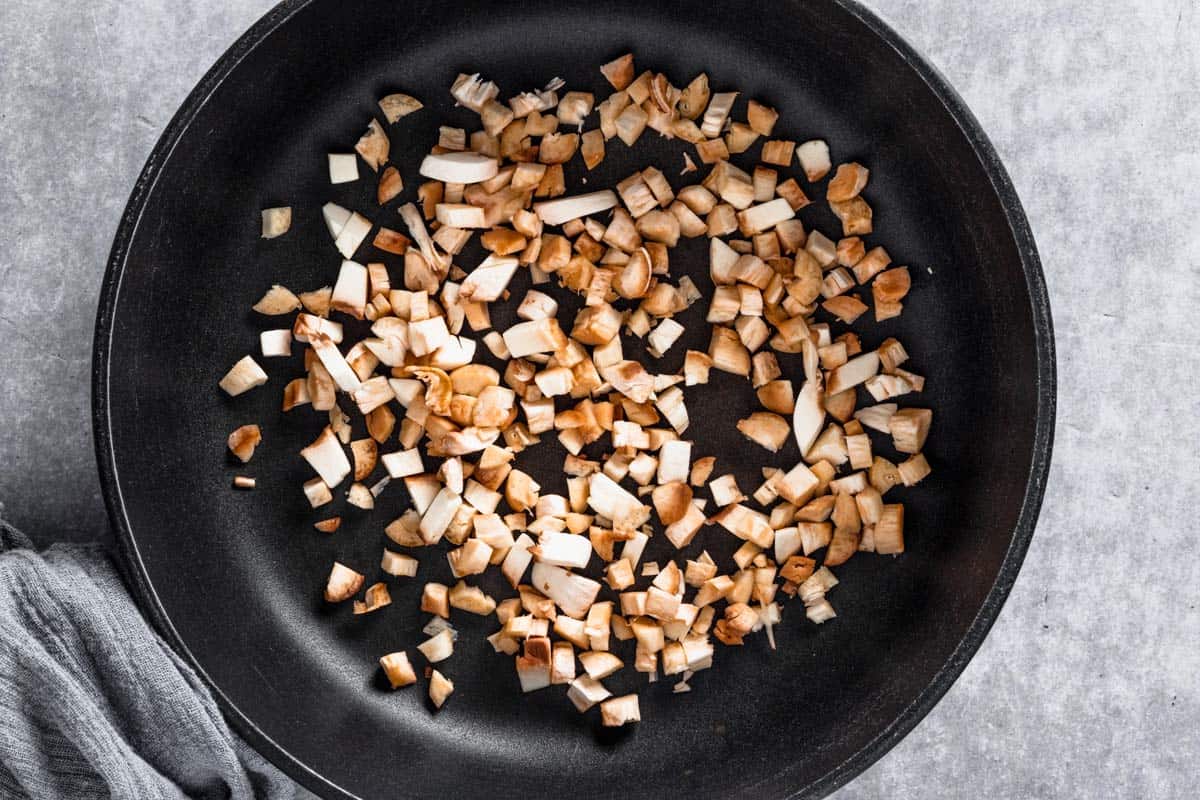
xmin=93 ymin=1 xmax=1055 ymax=798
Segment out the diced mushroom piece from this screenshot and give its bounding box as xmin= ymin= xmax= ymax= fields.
xmin=457 ymin=254 xmax=518 ymax=302
xmin=331 ymin=212 xmax=371 ymax=259
xmin=700 ymin=91 xmax=737 ymax=138
xmin=321 ymin=203 xmax=352 ymax=240
xmin=407 ymin=316 xmax=450 ymax=357
xmin=793 ymin=338 xmax=826 ymax=456
xmin=855 ymin=403 xmax=898 ymax=434
xmin=746 ymin=100 xmax=779 ymax=135
xmin=600 ymin=360 xmax=654 ymax=404
xmin=826 ymin=162 xmax=870 ymax=202
xmin=611 ymin=102 xmax=648 ymax=146
xmin=417 ymin=629 xmax=455 ymax=663
xmin=303 ymin=478 xmax=332 ymax=508
xmin=252 ymin=284 xmax=301 ymax=315
xmin=530 ymin=563 xmax=601 ymax=619
xmin=531 ymin=532 xmax=592 ymax=570
xmin=310 ymin=335 xmax=362 ymax=393
xmin=533 ymin=190 xmax=619 ymax=226
xmin=352 ymin=581 xmax=391 ymax=614
xmin=434 ymin=203 xmax=487 ymax=228
xmin=600 ymin=694 xmax=641 ymax=727
xmin=723 ymin=123 xmax=757 ymax=155
xmin=761 ymin=139 xmax=796 ymax=166
xmin=420 ymin=487 xmax=463 ymax=545
xmin=448 ymin=580 xmax=496 ymax=615
xmin=301 ymin=427 xmax=352 ymax=488
xmin=655 ymin=386 xmax=689 ymax=434
xmin=772 ymin=462 xmax=820 ymax=506
xmin=831 ymin=197 xmax=873 ymax=236
xmin=708 ymin=162 xmax=756 ymax=210
xmin=380 ymin=651 xmax=417 ymax=688
xmin=417 ymin=151 xmax=499 ymax=186
xmin=736 ymin=412 xmax=791 ymax=452
xmin=889 ymin=408 xmax=933 ymax=453
xmin=612 ymin=248 xmax=651 ymax=299
xmin=571 ymin=303 xmax=621 ymax=345
xmin=378 ymin=92 xmax=423 ymax=123
xmin=536 ymin=132 xmax=577 ymax=164
xmin=379 ymin=448 xmax=422 ymax=479
xmin=447 ymin=537 xmax=493 ymax=577
xmin=875 ymin=505 xmax=905 ymax=554
xmin=708 ymin=326 xmax=750 ymax=376
xmin=587 ymin=473 xmax=650 ymax=530
xmin=355 ymin=118 xmax=390 ymax=171
xmin=516 ymin=638 xmax=552 ymax=695
xmin=260 ymin=207 xmax=291 ymax=239
xmin=450 ymin=72 xmax=499 ymax=111
xmin=328 ymin=153 xmax=359 ymax=184
xmin=737 ymin=198 xmax=794 ymax=236
xmin=657 ymin=440 xmax=692 ymax=484
xmin=898 ymin=453 xmax=931 ymax=486
xmin=804 ymin=598 xmax=836 ymax=624
xmin=313 ymin=517 xmax=341 ymax=534
xmin=600 ymin=53 xmax=635 ymax=90
xmin=874 ymin=266 xmax=912 ymax=309
xmin=429 ymin=670 xmax=454 ymax=708
xmin=557 ymin=91 xmax=594 ymax=127
xmin=578 ymin=650 xmax=624 ymax=680
xmin=414 ymin=582 xmax=450 ymax=619
xmin=259 ymin=328 xmax=293 ymax=358
xmin=712 ymin=504 xmax=773 ymax=548
xmin=634 ymin=209 xmax=680 ymax=247
xmin=219 ymin=356 xmax=268 ymax=396
xmin=227 ymin=425 xmax=262 ymax=463
xmin=567 ymin=675 xmax=611 ymax=712
xmin=653 ymin=481 xmax=694 ymax=527
xmin=324 ymin=562 xmax=364 ymax=603
xmin=381 ymin=550 xmax=418 ymax=577
xmin=501 ymin=533 xmax=535 ymax=588
xmin=330 ymin=260 xmax=368 ymax=319
xmin=796 ymin=139 xmax=832 ymax=181
xmin=505 ymin=468 xmax=540 ymax=512
xmin=826 ymin=351 xmax=880 ymax=396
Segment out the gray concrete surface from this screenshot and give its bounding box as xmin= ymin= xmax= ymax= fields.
xmin=1 ymin=1 xmax=1197 ymax=798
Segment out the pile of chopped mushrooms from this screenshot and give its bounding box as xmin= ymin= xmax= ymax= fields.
xmin=223 ymin=52 xmax=931 ymax=726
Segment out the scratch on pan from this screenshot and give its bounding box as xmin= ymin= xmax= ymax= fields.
xmin=252 ymin=662 xmax=279 ymax=696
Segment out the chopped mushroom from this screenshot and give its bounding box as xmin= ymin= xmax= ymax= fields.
xmin=328 ymin=153 xmax=359 ymax=184
xmin=227 ymin=425 xmax=262 ymax=463
xmin=533 ymin=190 xmax=619 ymax=226
xmin=796 ymin=139 xmax=832 ymax=181
xmin=232 ymin=53 xmax=938 ymax=727
xmin=324 ymin=562 xmax=364 ymax=603
xmin=380 ymin=651 xmax=417 ymax=688
xmin=219 ymin=356 xmax=268 ymax=397
xmin=600 ymin=694 xmax=641 ymax=726
xmin=252 ymin=285 xmax=302 ymax=315
xmin=428 ymin=670 xmax=454 ymax=708
xmin=261 ymin=207 xmax=292 ymax=238
xmin=419 ymin=151 xmax=499 ymax=184
xmin=378 ymin=93 xmax=423 ymax=123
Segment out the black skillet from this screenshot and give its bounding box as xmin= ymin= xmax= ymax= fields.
xmin=93 ymin=1 xmax=1055 ymax=797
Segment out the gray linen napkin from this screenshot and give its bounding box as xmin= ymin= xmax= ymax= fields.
xmin=0 ymin=520 xmax=304 ymax=800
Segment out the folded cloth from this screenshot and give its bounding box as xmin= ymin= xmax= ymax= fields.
xmin=0 ymin=520 xmax=305 ymax=800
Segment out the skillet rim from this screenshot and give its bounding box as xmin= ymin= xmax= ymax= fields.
xmin=91 ymin=1 xmax=1057 ymax=797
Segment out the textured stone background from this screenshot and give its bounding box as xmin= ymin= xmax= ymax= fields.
xmin=1 ymin=1 xmax=1197 ymax=798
